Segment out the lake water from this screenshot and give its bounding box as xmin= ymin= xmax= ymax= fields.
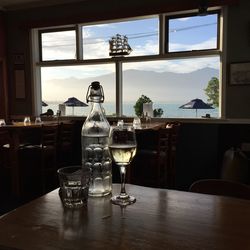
xmin=42 ymin=102 xmax=219 ymax=118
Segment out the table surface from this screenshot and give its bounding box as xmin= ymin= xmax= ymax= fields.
xmin=133 ymin=122 xmax=166 ymax=130
xmin=0 ymin=184 xmax=250 ymax=250
xmin=1 ymin=121 xmax=56 ymax=129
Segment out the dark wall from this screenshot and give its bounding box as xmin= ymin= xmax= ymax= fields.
xmin=226 ymin=0 xmax=250 ymax=118
xmin=175 ymin=122 xmax=250 ymax=191
xmin=175 ymin=123 xmax=219 ymax=190
xmin=0 ymin=11 xmax=6 ymax=57
xmin=0 ymin=11 xmax=7 ymax=119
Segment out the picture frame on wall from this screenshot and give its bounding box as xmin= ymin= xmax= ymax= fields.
xmin=230 ymin=62 xmax=250 ymax=85
xmin=12 ymin=53 xmax=26 ymax=99
xmin=14 ymin=69 xmax=26 ymax=99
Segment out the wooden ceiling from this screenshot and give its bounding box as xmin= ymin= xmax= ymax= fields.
xmin=0 ymin=0 xmax=88 ymax=11
xmin=0 ymin=0 xmax=239 ymax=12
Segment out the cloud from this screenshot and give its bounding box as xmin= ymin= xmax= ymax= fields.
xmin=83 ymin=39 xmax=109 ymax=59
xmin=41 ymin=30 xmax=218 ymax=79
xmin=123 ymin=56 xmax=219 ymax=74
xmin=84 ymin=23 xmax=116 ymax=29
xmin=41 ymin=64 xmax=115 ymax=81
xmin=176 ymin=17 xmax=191 ymax=22
xmin=42 ymin=30 xmax=76 ymax=60
xmin=82 ymin=28 xmax=93 ymax=39
xmin=169 ymin=37 xmax=217 ymax=51
xmin=132 ymin=40 xmax=158 ymax=56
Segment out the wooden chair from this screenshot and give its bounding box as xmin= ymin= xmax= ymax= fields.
xmin=57 ymin=122 xmax=74 ymax=168
xmin=0 ymin=130 xmax=12 ymax=195
xmin=165 ymin=122 xmax=181 ymax=188
xmin=131 ymin=127 xmax=173 ymax=188
xmin=189 ymin=179 xmax=250 ymax=200
xmin=19 ymin=124 xmax=59 ymax=196
xmin=38 ymin=124 xmax=59 ymax=193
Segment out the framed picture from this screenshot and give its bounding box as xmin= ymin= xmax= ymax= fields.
xmin=230 ymin=62 xmax=250 ymax=85
xmin=14 ymin=69 xmax=26 ymax=99
xmin=13 ymin=53 xmax=24 ymax=65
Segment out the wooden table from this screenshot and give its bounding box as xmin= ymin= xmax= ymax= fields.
xmin=134 ymin=122 xmax=166 ymax=130
xmin=0 ymin=184 xmax=250 ymax=249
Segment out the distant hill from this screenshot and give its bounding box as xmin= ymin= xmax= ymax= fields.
xmin=43 ymin=67 xmax=219 ymax=103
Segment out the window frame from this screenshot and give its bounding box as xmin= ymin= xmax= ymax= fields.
xmin=33 ymin=8 xmax=224 ymax=118
xmin=81 ymin=16 xmax=160 ymax=60
xmin=165 ymin=10 xmax=221 ymax=54
xmin=38 ymin=26 xmax=78 ymax=62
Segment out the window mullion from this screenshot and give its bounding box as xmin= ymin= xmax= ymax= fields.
xmin=31 ymin=29 xmax=42 ymax=116
xmin=159 ymin=14 xmax=165 ymax=55
xmin=116 ymin=61 xmax=123 ymax=116
xmin=76 ymin=25 xmax=83 ymax=60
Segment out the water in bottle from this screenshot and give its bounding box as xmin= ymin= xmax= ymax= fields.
xmin=81 ymin=81 xmax=112 ymax=197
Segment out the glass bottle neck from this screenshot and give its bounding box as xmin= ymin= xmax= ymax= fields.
xmin=83 ymin=101 xmax=109 ymax=135
xmin=90 ymin=102 xmax=104 ymax=113
xmin=86 ymin=101 xmax=107 ymax=123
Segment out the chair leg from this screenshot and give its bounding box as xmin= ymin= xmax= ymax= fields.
xmin=166 ymin=152 xmax=176 ymax=189
xmin=41 ymin=153 xmax=58 ymax=194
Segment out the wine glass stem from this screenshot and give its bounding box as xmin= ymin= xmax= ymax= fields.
xmin=119 ymin=165 xmax=128 ymax=197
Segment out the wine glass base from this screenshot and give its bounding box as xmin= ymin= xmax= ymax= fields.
xmin=111 ymin=195 xmax=136 ymax=206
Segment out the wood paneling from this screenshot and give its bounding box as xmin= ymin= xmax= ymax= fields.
xmin=0 ymin=58 xmax=8 ymax=120
xmin=22 ymin=0 xmax=240 ymax=29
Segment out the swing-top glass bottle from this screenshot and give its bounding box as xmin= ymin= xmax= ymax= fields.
xmin=81 ymin=81 xmax=112 ymax=197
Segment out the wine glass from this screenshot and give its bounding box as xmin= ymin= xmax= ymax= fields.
xmin=0 ymin=119 xmax=6 ymax=126
xmin=35 ymin=117 xmax=42 ymax=124
xmin=23 ymin=116 xmax=31 ymax=125
xmin=132 ymin=117 xmax=141 ymax=129
xmin=109 ymin=124 xmax=137 ymax=206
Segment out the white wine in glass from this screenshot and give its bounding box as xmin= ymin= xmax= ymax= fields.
xmin=109 ymin=125 xmax=137 ymax=206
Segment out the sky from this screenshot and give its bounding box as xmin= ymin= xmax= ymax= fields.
xmin=41 ymin=13 xmax=219 ymax=102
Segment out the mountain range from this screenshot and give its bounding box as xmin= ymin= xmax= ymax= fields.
xmin=44 ymin=67 xmax=219 ymax=103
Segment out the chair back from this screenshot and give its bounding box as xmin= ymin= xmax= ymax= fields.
xmin=221 ymin=147 xmax=248 ymax=184
xmin=166 ymin=122 xmax=181 ymax=149
xmin=0 ymin=130 xmax=11 ymax=167
xmin=41 ymin=124 xmax=58 ymax=149
xmin=57 ymin=122 xmax=75 ymax=167
xmin=189 ymin=179 xmax=250 ymax=200
xmin=0 ymin=130 xmax=10 ymax=147
xmin=59 ymin=122 xmax=74 ymax=148
xmin=158 ymin=128 xmax=173 ymax=153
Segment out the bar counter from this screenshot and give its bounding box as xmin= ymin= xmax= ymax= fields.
xmin=0 ymin=184 xmax=250 ymax=249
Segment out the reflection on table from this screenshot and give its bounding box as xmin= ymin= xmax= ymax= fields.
xmin=0 ymin=184 xmax=249 ymax=250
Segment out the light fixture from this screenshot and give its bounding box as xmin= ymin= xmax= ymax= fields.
xmin=198 ymin=0 xmax=208 ymax=16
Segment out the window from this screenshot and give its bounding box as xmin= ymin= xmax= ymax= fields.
xmin=39 ymin=28 xmax=76 ymax=61
xmin=82 ymin=17 xmax=159 ymax=59
xmin=166 ymin=12 xmax=219 ymax=52
xmin=41 ymin=64 xmax=115 ymax=116
xmin=34 ymin=9 xmax=222 ymax=118
xmin=123 ymin=57 xmax=220 ymax=118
